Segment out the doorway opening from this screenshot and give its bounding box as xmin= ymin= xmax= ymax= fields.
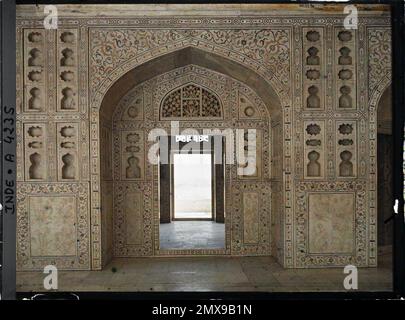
xmin=173 ymin=153 xmax=212 ymax=220
xmin=159 ymin=136 xmax=225 ymax=251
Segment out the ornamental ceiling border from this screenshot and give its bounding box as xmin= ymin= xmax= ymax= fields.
xmin=16 ymin=15 xmax=390 ymax=27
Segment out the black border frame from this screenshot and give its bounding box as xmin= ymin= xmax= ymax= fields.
xmin=1 ymin=0 xmax=404 ymax=300
xmin=1 ymin=0 xmax=16 ymax=301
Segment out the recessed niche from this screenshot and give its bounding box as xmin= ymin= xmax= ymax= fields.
xmin=60 ymin=71 xmax=74 ymax=82
xmin=28 ymin=48 xmax=43 ymax=67
xmin=338 ymin=123 xmax=353 ymax=135
xmin=28 ymin=141 xmax=42 ymax=149
xmin=306 ymin=139 xmax=321 ymax=147
xmin=28 ymin=126 xmax=43 ymax=137
xmin=28 ymin=32 xmax=42 ymax=43
xmin=307 ymin=150 xmax=321 ymax=177
xmin=338 ymin=47 xmax=352 ymax=65
xmin=339 ymin=150 xmax=353 ymax=177
xmin=60 ymin=31 xmax=75 ymax=43
xmin=28 ymin=87 xmax=42 ymax=111
xmin=28 ymin=71 xmax=42 ymax=82
xmin=338 ymin=69 xmax=353 ymax=80
xmin=307 ymin=86 xmax=320 ymax=108
xmin=339 ymin=86 xmax=352 ymax=108
xmin=60 ymin=126 xmax=76 ymax=138
xmin=338 ymin=30 xmax=352 ymax=42
xmin=306 ymin=30 xmax=320 ymax=42
xmin=61 ymin=87 xmax=76 ymax=110
xmin=62 ymin=153 xmax=75 ymax=179
xmin=306 ymin=47 xmax=320 ymax=65
xmin=60 ymin=48 xmax=75 ymax=67
xmin=306 ymin=123 xmax=321 ymax=135
xmin=306 ymin=69 xmax=320 ymax=80
xmin=338 ymin=139 xmax=354 ymax=146
xmin=29 ymin=152 xmax=43 ymax=179
xmin=126 ymin=156 xmax=141 ymax=179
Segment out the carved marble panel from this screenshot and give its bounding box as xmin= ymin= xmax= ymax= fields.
xmin=295 ymin=181 xmax=367 ymax=267
xmin=125 ymin=191 xmax=144 ymax=245
xmin=243 ymin=192 xmax=260 ymax=244
xmin=232 ymin=182 xmax=271 ymax=255
xmin=114 ymin=183 xmax=153 ymax=256
xmin=30 ymin=195 xmax=77 ymax=256
xmin=17 ymin=182 xmax=90 ymax=270
xmin=308 ymin=193 xmax=354 ymax=254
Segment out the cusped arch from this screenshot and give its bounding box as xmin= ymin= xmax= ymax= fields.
xmin=99 ymin=47 xmax=283 ymax=121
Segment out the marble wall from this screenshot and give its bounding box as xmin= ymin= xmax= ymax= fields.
xmin=16 ymin=4 xmax=391 ymax=270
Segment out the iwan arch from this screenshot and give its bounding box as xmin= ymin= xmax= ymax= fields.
xmin=16 ymin=4 xmax=392 ymax=271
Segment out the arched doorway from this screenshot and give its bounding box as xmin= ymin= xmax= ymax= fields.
xmin=98 ymin=49 xmax=283 ymax=266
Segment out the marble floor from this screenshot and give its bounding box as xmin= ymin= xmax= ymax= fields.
xmin=159 ymin=221 xmax=225 ymax=249
xmin=17 ymin=253 xmax=392 ymax=292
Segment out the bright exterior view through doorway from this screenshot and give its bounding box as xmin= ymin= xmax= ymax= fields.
xmin=173 ymin=153 xmax=212 ymax=220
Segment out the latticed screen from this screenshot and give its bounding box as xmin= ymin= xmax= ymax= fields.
xmin=161 ymin=83 xmax=222 ymax=118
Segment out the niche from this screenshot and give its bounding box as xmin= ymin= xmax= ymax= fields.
xmin=28 ymin=48 xmax=43 ymax=67
xmin=338 ymin=47 xmax=352 ymax=65
xmin=60 ymin=71 xmax=74 ymax=82
xmin=28 ymin=87 xmax=42 ymax=111
xmin=306 ymin=69 xmax=320 ymax=81
xmin=307 ymin=85 xmax=320 ymax=108
xmin=307 ymin=151 xmax=321 ymax=177
xmin=60 ymin=31 xmax=75 ymax=43
xmin=62 ymin=153 xmax=76 ymax=179
xmin=338 ymin=69 xmax=353 ymax=81
xmin=61 ymin=87 xmax=76 ymax=110
xmin=338 ymin=30 xmax=352 ymax=42
xmin=339 ymin=86 xmax=352 ymax=109
xmin=28 ymin=71 xmax=42 ymax=82
xmin=126 ymin=156 xmax=141 ymax=179
xmin=306 ymin=30 xmax=320 ymax=42
xmin=339 ymin=150 xmax=353 ymax=177
xmin=29 ymin=152 xmax=43 ymax=179
xmin=306 ymin=47 xmax=320 ymax=65
xmin=28 ymin=32 xmax=42 ymax=43
xmin=60 ymin=48 xmax=75 ymax=66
